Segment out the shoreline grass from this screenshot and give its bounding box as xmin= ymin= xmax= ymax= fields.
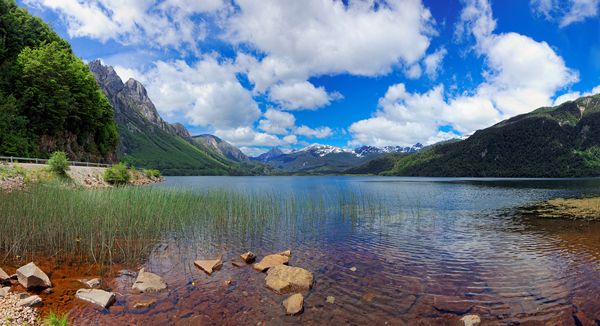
xmin=0 ymin=183 xmax=396 ymax=271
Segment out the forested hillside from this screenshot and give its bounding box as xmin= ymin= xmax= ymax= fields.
xmin=0 ymin=0 xmax=118 ymax=163
xmin=347 ymin=95 xmax=600 ymax=177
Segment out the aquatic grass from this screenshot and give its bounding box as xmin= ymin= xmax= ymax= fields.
xmin=0 ymin=183 xmax=395 ymax=271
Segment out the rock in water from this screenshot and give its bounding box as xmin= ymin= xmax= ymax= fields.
xmin=17 ymin=295 xmax=42 ymax=307
xmin=132 ymin=268 xmax=168 ymax=293
xmin=0 ymin=267 xmax=10 ymax=283
xmin=133 ymin=299 xmax=156 ymax=309
xmin=16 ymin=262 xmax=52 ymax=289
xmin=194 ymin=259 xmax=223 ymax=275
xmin=253 ymin=255 xmax=289 ymax=272
xmin=278 ymin=250 xmax=292 ymax=257
xmin=264 ymin=264 xmax=313 ymax=294
xmin=460 ymin=315 xmax=481 ymax=326
xmin=75 ymin=289 xmax=116 ymax=308
xmin=240 ymin=252 xmax=256 ymax=263
xmin=85 ymin=278 xmax=102 ymax=288
xmin=283 ymin=293 xmax=304 ymax=315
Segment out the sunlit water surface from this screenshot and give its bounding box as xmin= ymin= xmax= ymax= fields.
xmin=46 ymin=177 xmax=600 ymax=324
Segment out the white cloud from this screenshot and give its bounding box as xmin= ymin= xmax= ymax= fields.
xmin=404 ymin=64 xmax=422 ymax=79
xmin=134 ymin=57 xmax=261 ymax=130
xmin=269 ymin=82 xmax=343 ymax=110
xmin=238 ymin=146 xmax=269 ymax=157
xmin=294 ymin=126 xmax=334 ymax=139
xmin=553 ymin=84 xmax=600 ymax=105
xmin=257 ymin=109 xmax=295 ymax=135
xmin=283 ymin=135 xmax=298 ymax=144
xmin=423 ymin=48 xmax=448 ymax=79
xmin=229 ymin=0 xmax=437 ymax=92
xmin=24 ymin=0 xmax=223 ymax=50
xmin=214 ymin=127 xmax=283 ymax=147
xmin=349 ymin=0 xmax=579 ymax=147
xmin=531 ymin=0 xmax=599 ymax=27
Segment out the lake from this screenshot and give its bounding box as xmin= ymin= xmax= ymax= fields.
xmin=64 ymin=177 xmax=600 ymax=324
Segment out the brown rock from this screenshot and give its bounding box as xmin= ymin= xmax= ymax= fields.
xmin=433 ymin=296 xmax=473 ymax=313
xmin=253 ymin=255 xmax=289 ymax=272
xmin=18 ymin=295 xmax=42 ymax=307
xmin=132 ymin=268 xmax=168 ymax=293
xmin=232 ymin=261 xmax=245 ymax=267
xmin=264 ymin=264 xmax=313 ymax=294
xmin=240 ymin=252 xmax=256 ymax=263
xmin=85 ymin=278 xmax=102 ymax=288
xmin=459 ymin=315 xmax=481 ymax=326
xmin=0 ymin=267 xmax=10 ymax=283
xmin=133 ymin=299 xmax=156 ymax=309
xmin=282 ymin=293 xmax=304 ymax=315
xmin=362 ymin=293 xmax=381 ymax=302
xmin=194 ymin=258 xmax=223 ymax=275
xmin=43 ymin=288 xmax=55 ymax=294
xmin=278 ymin=250 xmax=292 ymax=257
xmin=16 ymin=262 xmax=52 ymax=289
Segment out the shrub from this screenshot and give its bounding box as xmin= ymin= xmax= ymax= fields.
xmin=152 ymin=169 xmax=161 ymax=178
xmin=103 ymin=163 xmax=130 ymax=184
xmin=145 ymin=170 xmax=152 ymax=179
xmin=47 ymin=151 xmax=70 ymax=177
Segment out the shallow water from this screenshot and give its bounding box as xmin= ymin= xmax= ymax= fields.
xmin=21 ymin=177 xmax=600 ymax=324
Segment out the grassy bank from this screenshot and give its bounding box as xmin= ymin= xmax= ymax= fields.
xmin=0 ymin=184 xmax=394 ymax=272
xmin=520 ymin=196 xmax=600 ymax=221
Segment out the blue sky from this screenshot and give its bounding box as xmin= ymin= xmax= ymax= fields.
xmin=16 ymin=0 xmax=600 ymax=156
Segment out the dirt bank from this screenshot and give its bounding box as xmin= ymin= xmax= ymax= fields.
xmin=0 ymin=162 xmax=165 ymax=191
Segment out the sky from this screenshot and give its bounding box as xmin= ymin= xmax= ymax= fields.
xmin=15 ymin=0 xmax=600 ymax=156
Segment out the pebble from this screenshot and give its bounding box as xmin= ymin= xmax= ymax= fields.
xmin=0 ymin=293 xmax=41 ymax=325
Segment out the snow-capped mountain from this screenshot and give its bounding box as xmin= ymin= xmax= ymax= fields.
xmin=354 ymin=143 xmax=424 ymax=157
xmin=294 ymin=144 xmax=354 ymax=157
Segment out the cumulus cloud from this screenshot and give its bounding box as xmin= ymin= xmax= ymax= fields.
xmin=131 ymin=57 xmax=261 ymax=130
xmin=257 ymin=109 xmax=296 ymax=135
xmin=229 ymin=0 xmax=437 ymax=92
xmin=349 ymin=0 xmax=579 ymax=147
xmin=214 ymin=127 xmax=283 ymax=147
xmin=23 ymin=0 xmax=223 ymax=50
xmin=553 ymin=84 xmax=600 ymax=105
xmin=531 ymin=0 xmax=599 ymax=27
xmin=294 ymin=126 xmax=334 ymax=139
xmin=423 ymin=48 xmax=448 ymax=79
xmin=269 ymin=82 xmax=343 ymax=111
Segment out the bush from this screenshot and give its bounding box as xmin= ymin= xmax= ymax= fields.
xmin=145 ymin=170 xmax=152 ymax=179
xmin=103 ymin=163 xmax=130 ymax=184
xmin=47 ymin=151 xmax=70 ymax=177
xmin=152 ymin=169 xmax=161 ymax=178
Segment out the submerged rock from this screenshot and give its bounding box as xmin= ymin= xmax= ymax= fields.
xmin=194 ymin=258 xmax=223 ymax=275
xmin=283 ymin=293 xmax=304 ymax=315
xmin=85 ymin=278 xmax=102 ymax=288
xmin=0 ymin=267 xmax=10 ymax=283
xmin=264 ymin=264 xmax=314 ymax=294
xmin=433 ymin=296 xmax=473 ymax=314
xmin=16 ymin=262 xmax=52 ymax=289
xmin=326 ymin=296 xmax=335 ymax=304
xmin=132 ymin=268 xmax=168 ymax=293
xmin=253 ymin=255 xmax=289 ymax=272
xmin=240 ymin=252 xmax=256 ymax=263
xmin=232 ymin=261 xmax=245 ymax=267
xmin=133 ymin=299 xmax=156 ymax=309
xmin=459 ymin=315 xmax=481 ymax=326
xmin=76 ymin=288 xmax=116 ymax=308
xmin=17 ymin=294 xmax=42 ymax=307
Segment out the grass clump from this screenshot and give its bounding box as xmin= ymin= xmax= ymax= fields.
xmin=47 ymin=151 xmax=70 ymax=177
xmin=43 ymin=310 xmax=68 ymax=326
xmin=152 ymin=169 xmax=161 ymax=178
xmin=103 ymin=163 xmax=130 ymax=184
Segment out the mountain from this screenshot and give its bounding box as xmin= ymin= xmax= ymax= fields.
xmin=354 ymin=143 xmax=424 ymax=157
xmin=250 ymin=147 xmax=285 ymax=163
xmin=89 ymin=60 xmax=266 ymax=176
xmin=193 ymin=135 xmax=249 ymax=162
xmin=266 ymin=145 xmax=383 ymax=173
xmin=348 ymin=95 xmax=600 ymax=177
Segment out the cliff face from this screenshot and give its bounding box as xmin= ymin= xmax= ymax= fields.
xmin=194 ymin=135 xmax=249 ymax=162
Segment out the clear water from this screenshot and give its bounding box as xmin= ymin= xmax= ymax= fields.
xmin=63 ymin=177 xmax=600 ymax=324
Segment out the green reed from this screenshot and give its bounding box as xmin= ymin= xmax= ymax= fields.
xmin=0 ymin=183 xmax=395 ymax=271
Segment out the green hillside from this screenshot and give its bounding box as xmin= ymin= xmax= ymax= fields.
xmin=348 ymin=95 xmax=600 ymax=178
xmin=0 ymin=0 xmax=118 ymax=162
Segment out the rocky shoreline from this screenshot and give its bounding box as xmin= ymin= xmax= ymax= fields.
xmin=0 ymin=162 xmax=165 ymax=192
xmin=520 ymin=196 xmax=600 ymax=221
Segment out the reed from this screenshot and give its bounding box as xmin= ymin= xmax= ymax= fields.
xmin=0 ymin=183 xmax=395 ymax=271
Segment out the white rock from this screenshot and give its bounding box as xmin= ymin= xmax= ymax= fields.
xmin=17 ymin=295 xmax=42 ymax=307
xmin=75 ymin=289 xmax=116 ymax=308
xmin=16 ymin=262 xmax=52 ymax=289
xmin=459 ymin=315 xmax=481 ymax=326
xmin=132 ymin=268 xmax=168 ymax=293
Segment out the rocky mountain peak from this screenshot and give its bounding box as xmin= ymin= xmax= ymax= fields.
xmin=171 ymin=123 xmax=194 ymax=143
xmin=88 ymin=59 xmax=124 ymax=96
